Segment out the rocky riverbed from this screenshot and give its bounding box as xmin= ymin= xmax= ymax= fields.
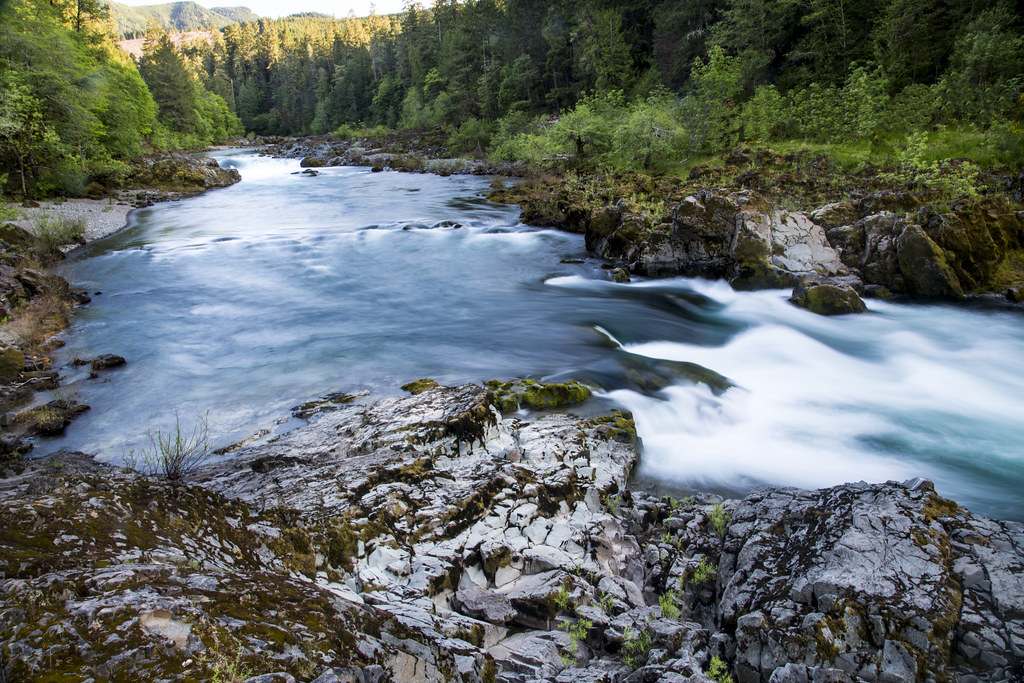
xmin=1 ymin=383 xmax=1021 ymax=682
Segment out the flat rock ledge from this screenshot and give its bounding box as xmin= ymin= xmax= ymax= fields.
xmin=0 ymin=384 xmax=1021 ymax=682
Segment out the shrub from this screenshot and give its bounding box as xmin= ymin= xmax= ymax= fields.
xmin=692 ymin=557 xmax=717 ymax=585
xmin=621 ymin=626 xmax=653 ymax=669
xmin=139 ymin=410 xmax=211 ymax=480
xmin=33 ymin=214 xmax=85 ymax=256
xmin=880 ymin=131 xmax=983 ymax=200
xmin=659 ymin=590 xmax=680 ymax=619
xmin=707 ymin=655 xmax=734 ymax=683
xmin=709 ymin=502 xmax=730 ymax=538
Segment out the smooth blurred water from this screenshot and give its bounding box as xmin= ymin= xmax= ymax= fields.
xmin=42 ymin=152 xmax=1024 ymax=521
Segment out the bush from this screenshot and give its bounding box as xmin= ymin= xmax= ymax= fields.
xmin=33 ymin=214 xmax=85 ymax=256
xmin=137 ymin=410 xmax=211 ymax=480
xmin=447 ymin=117 xmax=495 ymax=155
xmin=707 ymin=655 xmax=734 ymax=683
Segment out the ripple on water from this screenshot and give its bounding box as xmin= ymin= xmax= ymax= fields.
xmin=44 ymin=153 xmax=1024 ymax=521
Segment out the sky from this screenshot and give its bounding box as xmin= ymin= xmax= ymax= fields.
xmin=114 ymin=0 xmax=408 ymax=20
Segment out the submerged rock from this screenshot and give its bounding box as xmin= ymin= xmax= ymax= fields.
xmin=789 ymin=276 xmax=867 ymax=315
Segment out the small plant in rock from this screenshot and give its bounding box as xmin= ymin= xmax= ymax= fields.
xmin=595 ymin=590 xmax=616 ymax=614
xmin=601 ymin=492 xmax=620 ymax=514
xmin=707 ymin=655 xmax=734 ymax=683
xmin=658 ymin=589 xmax=681 ymax=619
xmin=691 ymin=557 xmax=717 ymax=585
xmin=621 ymin=626 xmax=653 ymax=670
xmin=208 ymin=644 xmax=251 ymax=683
xmin=708 ymin=502 xmax=730 ymax=538
xmin=140 ymin=410 xmax=211 ymax=480
xmin=553 ymin=584 xmax=576 ymax=613
xmin=558 ymin=616 xmax=593 ymax=665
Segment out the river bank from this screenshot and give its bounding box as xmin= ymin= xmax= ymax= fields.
xmin=1 ymin=383 xmax=1021 ymax=682
xmin=1 ymin=148 xmax=1021 ymax=682
xmin=0 ymin=151 xmax=242 ymax=459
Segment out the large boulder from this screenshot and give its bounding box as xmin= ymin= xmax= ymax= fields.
xmin=818 ymin=193 xmax=1024 ymax=297
xmin=789 ymin=277 xmax=867 ymax=315
xmin=719 ymin=480 xmax=1024 ymax=683
xmin=619 ymin=190 xmax=848 ymax=288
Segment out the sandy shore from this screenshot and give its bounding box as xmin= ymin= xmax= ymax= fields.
xmin=8 ymin=198 xmax=136 ymax=243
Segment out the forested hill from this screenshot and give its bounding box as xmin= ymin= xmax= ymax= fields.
xmin=175 ymin=0 xmax=1022 ymax=170
xmin=0 ymin=0 xmax=241 ymax=198
xmin=1 ymin=0 xmax=1022 ymax=199
xmin=109 ymin=1 xmax=258 ymax=39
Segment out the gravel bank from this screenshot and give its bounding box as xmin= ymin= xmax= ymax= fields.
xmin=8 ymin=198 xmax=135 ymax=243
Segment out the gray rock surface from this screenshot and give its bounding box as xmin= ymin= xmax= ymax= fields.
xmin=1 ymin=386 xmax=1021 ymax=682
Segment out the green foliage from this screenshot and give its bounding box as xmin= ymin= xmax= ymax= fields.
xmin=558 ymin=616 xmax=592 ymax=661
xmin=692 ymin=557 xmax=717 ymax=585
xmin=658 ymin=590 xmax=681 ymax=619
xmin=601 ymin=492 xmax=620 ymax=514
xmin=684 ymin=46 xmax=742 ymax=152
xmin=880 ymin=131 xmax=983 ymax=200
xmin=709 ymin=503 xmax=730 ymax=538
xmin=0 ymin=0 xmax=160 ymax=197
xmin=139 ymin=27 xmax=240 ymax=149
xmin=707 ymin=655 xmax=734 ymax=683
xmin=621 ymin=626 xmax=653 ymax=670
xmin=447 ymin=118 xmax=495 ymax=155
xmin=32 ymin=214 xmax=85 ymax=255
xmin=739 ymin=85 xmax=782 ymax=142
xmin=553 ymin=584 xmax=576 ymax=613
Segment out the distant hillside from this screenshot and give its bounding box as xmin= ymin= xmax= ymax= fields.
xmin=108 ymin=1 xmax=259 ymax=38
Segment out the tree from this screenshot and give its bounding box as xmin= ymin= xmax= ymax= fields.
xmin=684 ymin=45 xmax=742 ymax=151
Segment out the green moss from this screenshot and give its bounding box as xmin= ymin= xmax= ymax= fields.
xmin=485 ymin=379 xmax=591 ymax=412
xmin=0 ymin=347 xmax=25 ymax=379
xmin=815 ymin=615 xmax=842 ymax=664
xmin=401 ymin=378 xmax=440 ymax=395
xmin=325 ymin=520 xmax=359 ymax=571
xmin=587 ymin=410 xmax=638 ymax=443
xmin=923 ymin=493 xmax=960 ymax=523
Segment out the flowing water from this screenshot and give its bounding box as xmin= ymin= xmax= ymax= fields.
xmin=42 ymin=152 xmax=1024 ymax=521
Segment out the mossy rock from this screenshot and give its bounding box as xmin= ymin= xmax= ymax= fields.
xmin=402 ymin=378 xmax=440 ymax=395
xmin=0 ymin=223 xmax=36 ymax=252
xmin=790 ymin=281 xmax=867 ymax=316
xmin=587 ymin=410 xmax=638 ymax=444
xmin=0 ymin=347 xmax=25 ymax=379
xmin=484 ymin=379 xmax=591 ymax=412
xmin=12 ymin=401 xmax=89 ymax=436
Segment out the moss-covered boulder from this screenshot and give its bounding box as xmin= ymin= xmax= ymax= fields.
xmin=790 ymin=278 xmax=867 ymax=315
xmin=129 ymin=152 xmax=241 ymax=193
xmin=897 ymin=223 xmax=964 ymax=297
xmin=0 ymin=347 xmax=24 ymax=379
xmin=484 ymin=379 xmax=591 ymax=412
xmin=401 ymin=378 xmax=440 ymax=395
xmin=11 ymin=400 xmax=90 ymax=436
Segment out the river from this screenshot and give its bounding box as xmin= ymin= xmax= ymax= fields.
xmin=42 ymin=152 xmax=1024 ymax=521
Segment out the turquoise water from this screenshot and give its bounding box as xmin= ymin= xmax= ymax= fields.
xmin=42 ymin=152 xmax=1024 ymax=521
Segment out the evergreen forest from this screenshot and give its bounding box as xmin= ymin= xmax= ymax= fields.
xmin=1 ymin=0 xmax=1023 ymax=197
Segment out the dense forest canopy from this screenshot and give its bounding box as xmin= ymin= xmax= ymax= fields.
xmin=171 ymin=0 xmax=1023 ymax=128
xmin=1 ymin=0 xmax=1022 ymax=197
xmin=0 ymin=0 xmax=240 ymax=196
